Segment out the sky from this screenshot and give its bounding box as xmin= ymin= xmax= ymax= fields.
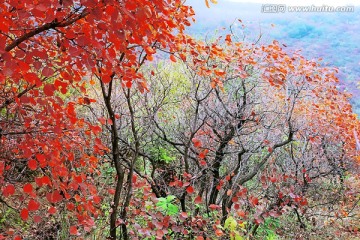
xmin=188 ymin=0 xmax=360 ymax=112
xmin=225 ymin=0 xmax=360 ymax=5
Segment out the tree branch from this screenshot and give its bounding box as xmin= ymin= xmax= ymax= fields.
xmin=5 ymin=10 xmax=89 ymax=52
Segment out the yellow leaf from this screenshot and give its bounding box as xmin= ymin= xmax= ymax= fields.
xmin=224 ymin=216 xmax=237 ymax=232
xmin=238 ymin=221 xmax=246 ymax=229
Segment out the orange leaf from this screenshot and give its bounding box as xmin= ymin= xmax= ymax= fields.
xmin=145 ymin=46 xmax=156 ymax=55
xmin=192 ymin=138 xmax=202 ymax=148
xmin=28 ymin=159 xmax=37 ymax=170
xmin=67 ymin=202 xmax=75 ymax=211
xmin=215 ymin=229 xmax=223 ymax=237
xmin=225 ymin=34 xmax=232 ymax=43
xmin=237 ymin=210 xmax=246 ymax=218
xmin=48 ymin=206 xmax=57 ymax=214
xmin=138 ymin=81 xmax=149 ymax=93
xmin=214 ymin=69 xmax=226 ymax=77
xmin=91 ymin=125 xmax=102 ymax=135
xmin=205 ymin=0 xmax=210 ymax=8
xmin=69 ymin=226 xmax=78 ymax=235
xmin=198 ymin=149 xmax=208 ymax=159
xmin=43 ymin=84 xmax=55 ymax=96
xmin=98 ymin=117 xmax=107 ymax=125
xmin=199 ymin=160 xmax=207 ymax=166
xmin=28 ymin=199 xmax=40 ymax=211
xmin=20 ymin=208 xmax=29 ymax=221
xmin=46 ymin=190 xmax=63 ymax=203
xmin=250 ymin=196 xmax=259 ymax=206
xmin=23 ymin=183 xmax=33 ymax=194
xmin=2 ymin=184 xmax=15 ymax=197
xmin=186 ymin=186 xmax=194 ymax=194
xmin=42 ymin=67 xmax=54 ymax=77
xmin=194 ymin=195 xmax=202 ymax=204
xmin=40 ymin=176 xmax=51 ymax=186
xmin=170 ymin=55 xmax=177 ymax=62
xmin=179 ymin=53 xmax=186 ymax=61
xmin=209 ymin=204 xmax=220 ymax=210
xmin=35 ymin=154 xmax=46 ymax=166
xmin=147 ymin=55 xmax=154 ymax=61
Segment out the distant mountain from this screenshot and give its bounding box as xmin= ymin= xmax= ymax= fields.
xmin=186 ymin=1 xmax=360 ymax=114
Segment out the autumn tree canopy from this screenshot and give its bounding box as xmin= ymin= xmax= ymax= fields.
xmin=0 ymin=0 xmax=359 ymax=239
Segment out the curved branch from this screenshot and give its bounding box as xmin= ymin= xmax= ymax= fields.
xmin=5 ymin=10 xmax=89 ymax=52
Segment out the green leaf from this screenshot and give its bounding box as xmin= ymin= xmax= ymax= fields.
xmin=166 ymin=195 xmax=176 ymax=202
xmin=235 ymin=233 xmax=244 ymax=240
xmin=167 ymin=204 xmax=179 ymax=215
xmin=224 ymin=216 xmax=237 ymax=232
